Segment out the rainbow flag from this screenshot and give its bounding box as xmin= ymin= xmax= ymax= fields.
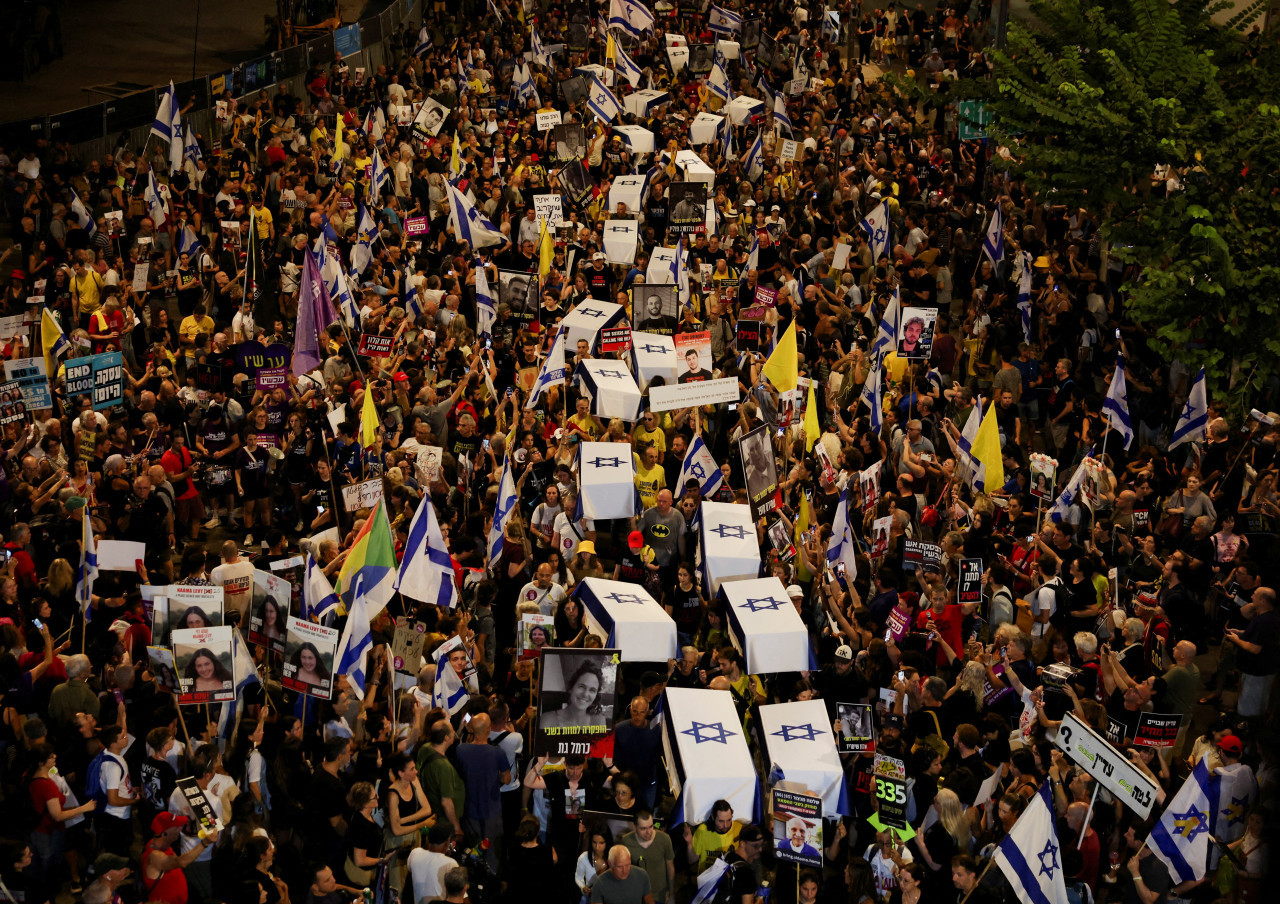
xmin=336 ymin=499 xmax=398 ymax=618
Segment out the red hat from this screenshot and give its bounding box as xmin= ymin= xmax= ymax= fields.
xmin=628 ymin=530 xmax=644 ymax=549
xmin=1218 ymin=734 xmax=1243 ymax=756
xmin=151 ymin=812 xmax=190 ymax=835
xmin=10 ymin=269 xmax=25 ymax=280
xmin=393 ymin=372 xmax=409 ymax=383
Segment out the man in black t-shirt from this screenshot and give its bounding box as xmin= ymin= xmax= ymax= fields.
xmin=1045 ymin=357 xmax=1077 ymax=454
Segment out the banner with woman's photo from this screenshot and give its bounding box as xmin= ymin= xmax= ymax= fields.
xmin=1029 ymin=453 xmax=1058 ymax=501
xmin=535 ymin=648 xmax=620 ymax=757
xmin=172 ymin=626 xmax=236 ymax=704
xmin=519 ymin=612 xmax=556 ymax=661
xmin=282 ymin=616 xmax=339 ymax=700
xmin=249 ymin=570 xmax=290 ymax=653
xmin=165 ymin=585 xmax=224 ymax=647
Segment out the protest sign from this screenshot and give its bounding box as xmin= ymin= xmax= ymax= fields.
xmin=342 ymin=478 xmax=385 ymax=512
xmin=837 ymin=702 xmax=874 ymax=753
xmin=91 ymin=352 xmax=124 ymax=410
xmin=902 ymin=540 xmax=943 ymax=573
xmin=358 ymin=334 xmax=395 ymax=357
xmin=873 ymin=774 xmax=909 ymax=829
xmin=405 ymin=216 xmax=429 ymax=236
xmin=3 ymin=358 xmax=51 ymax=410
xmin=597 ymin=327 xmax=632 ymax=353
xmin=958 ymin=558 xmax=983 ymax=604
xmin=256 ymin=367 xmax=288 ymax=390
xmin=736 ymin=318 xmax=760 ymax=351
xmin=391 ymin=620 xmax=426 ymax=675
xmin=172 ymin=626 xmax=235 ymax=704
xmin=282 ymin=616 xmax=339 ymax=699
xmin=519 ymin=613 xmax=556 ymax=661
xmin=536 ymin=109 xmax=563 ymax=131
xmin=534 ymin=647 xmax=620 ymax=757
xmin=673 ymin=332 xmax=713 ymax=384
xmin=249 ymin=570 xmax=290 ymax=653
xmin=0 ymin=381 xmax=27 ymax=425
xmin=533 ymin=193 xmax=564 ymax=227
xmin=176 ymin=777 xmax=224 ymax=834
xmin=772 ymin=789 xmax=822 ymax=866
xmin=869 ymin=516 xmax=891 ymax=560
xmin=739 ymin=424 xmax=778 ymax=515
xmin=1133 ymin=713 xmax=1181 ymax=749
xmin=648 ymin=377 xmax=740 ymax=411
xmin=1053 ymin=711 xmax=1159 ymax=817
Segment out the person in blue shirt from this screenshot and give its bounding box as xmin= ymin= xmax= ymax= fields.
xmin=777 ymin=817 xmax=821 ymax=861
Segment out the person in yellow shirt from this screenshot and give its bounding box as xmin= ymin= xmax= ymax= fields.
xmin=631 ymin=410 xmax=666 ymax=454
xmin=179 ymin=303 xmax=216 ymax=368
xmin=70 ymin=258 xmax=104 ymax=326
xmin=567 ymin=397 xmax=603 ymax=442
xmin=251 ymin=196 xmax=274 ymax=241
xmin=633 ymin=445 xmax=665 ymax=509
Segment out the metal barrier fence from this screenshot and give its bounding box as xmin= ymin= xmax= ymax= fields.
xmin=0 ymin=0 xmax=421 ymax=161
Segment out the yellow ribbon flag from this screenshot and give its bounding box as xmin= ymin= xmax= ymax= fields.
xmin=538 ymin=217 xmax=554 ymax=279
xmin=803 ymin=379 xmax=820 ymax=451
xmin=606 ymin=32 xmax=617 ymax=65
xmin=793 ymin=491 xmax=813 ymax=581
xmin=360 ymin=382 xmax=380 ymax=448
xmin=761 ymin=320 xmax=799 ymax=393
xmin=450 ymin=133 xmax=462 ymax=179
xmin=333 ymin=117 xmax=347 ymax=161
xmin=970 ymin=400 xmax=1005 ymax=494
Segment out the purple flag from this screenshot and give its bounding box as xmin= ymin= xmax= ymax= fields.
xmin=293 ymin=251 xmax=336 ymax=377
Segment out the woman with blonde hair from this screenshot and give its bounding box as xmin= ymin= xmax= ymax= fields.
xmin=917 ymin=788 xmax=971 ymax=898
xmin=42 ymin=559 xmax=76 ymax=612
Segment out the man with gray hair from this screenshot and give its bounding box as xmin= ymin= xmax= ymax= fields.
xmin=891 ymin=418 xmax=935 ymax=477
xmin=49 ymin=655 xmax=100 ymax=729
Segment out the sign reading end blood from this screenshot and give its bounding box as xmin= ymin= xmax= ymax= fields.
xmin=405 ymin=216 xmax=429 ymax=236
xmin=358 ymin=334 xmax=395 ymax=357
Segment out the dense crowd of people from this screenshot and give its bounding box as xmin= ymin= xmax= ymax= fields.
xmin=0 ymin=0 xmax=1274 ymax=903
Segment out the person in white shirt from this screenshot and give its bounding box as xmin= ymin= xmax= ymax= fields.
xmin=518 ymin=563 xmax=568 ymax=616
xmin=407 ymin=823 xmax=459 ymax=903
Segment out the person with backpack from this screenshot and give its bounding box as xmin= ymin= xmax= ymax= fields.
xmin=89 ymin=725 xmax=137 ymax=858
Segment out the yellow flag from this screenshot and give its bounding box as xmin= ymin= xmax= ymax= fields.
xmin=333 ymin=118 xmax=347 ymax=161
xmin=450 ymin=133 xmax=461 ymax=179
xmin=41 ymin=308 xmax=69 ymax=378
xmin=971 ymin=401 xmax=1005 ymax=494
xmin=360 ymin=383 xmax=379 ymax=447
xmin=761 ymin=321 xmax=799 ymax=393
xmin=538 ymin=217 xmax=554 ymax=279
xmin=803 ymin=378 xmax=819 ymax=452
xmin=794 ymin=491 xmax=813 ymax=581
xmin=606 ymin=33 xmax=617 ymax=65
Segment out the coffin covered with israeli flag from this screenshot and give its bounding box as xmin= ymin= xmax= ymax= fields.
xmin=577 ymin=441 xmax=639 ymax=519
xmin=609 ymin=175 xmax=649 ymax=214
xmin=662 ymin=687 xmax=760 ymax=825
xmin=689 ymin=112 xmax=725 ymax=147
xmin=629 ymin=332 xmax=678 ymax=390
xmin=759 ymin=700 xmax=849 ymax=816
xmin=724 ymin=95 xmax=766 ymax=126
xmin=699 ymin=500 xmax=760 ymax=595
xmin=675 ymin=149 xmax=716 ymax=188
xmin=613 ymin=125 xmax=656 ymax=155
xmin=646 ymin=247 xmax=677 ymax=284
xmin=624 ymin=89 xmax=671 ymax=118
xmin=720 ymin=577 xmax=810 ymax=674
xmin=575 ymin=577 xmax=677 ymax=662
xmin=575 ymin=64 xmax=614 ymax=86
xmin=576 ymin=358 xmax=643 ymax=421
xmin=562 ymin=300 xmax=627 ymax=353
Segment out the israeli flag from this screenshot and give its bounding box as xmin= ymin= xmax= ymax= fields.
xmin=513 ymin=62 xmax=540 ymax=106
xmin=335 ymin=589 xmax=374 ymax=698
xmin=301 ymin=554 xmax=341 ymax=624
xmin=993 ymin=782 xmax=1070 ymax=904
xmin=1169 ymin=367 xmax=1208 ymax=450
xmin=1016 ymin=250 xmax=1033 ymax=343
xmin=216 ymin=628 xmax=262 ymax=741
xmin=674 ymin=235 xmax=691 ymax=307
xmin=745 ymin=231 xmax=759 ymax=272
xmin=1146 ymin=759 xmax=1219 ymax=884
xmin=587 ymin=74 xmax=624 ymax=124
xmin=708 ymin=3 xmax=743 ymax=36
xmin=719 ymin=118 xmax=736 ymax=161
xmin=860 ymin=200 xmax=891 ymax=264
xmin=609 ymin=0 xmax=656 ymax=38
xmin=414 ymin=26 xmax=433 ymax=57
xmin=825 ymin=482 xmax=859 ymax=583
xmin=151 ymin=81 xmax=177 ymax=142
xmin=773 ymin=92 xmax=793 ymax=136
xmin=487 ymin=458 xmax=518 ymax=567
xmin=744 ymin=129 xmax=763 ymax=180
xmin=76 ymin=506 xmax=98 ymax=615
xmin=677 ymin=435 xmax=725 ymax=497
xmin=183 ymin=123 xmax=202 ymax=165
xmin=485 ymin=0 xmax=503 ymax=22
xmin=168 ymin=102 xmax=184 ymax=175
xmin=525 ymin=324 xmax=569 ymax=409
xmin=370 ymin=148 xmax=390 ymax=196
xmin=860 ymin=354 xmax=884 ymax=432
xmin=1103 ymin=354 xmax=1135 ymax=451
xmin=690 ymin=859 xmax=732 ymax=904
xmin=70 ymin=190 xmax=95 ymax=236
xmin=613 ymin=38 xmax=645 ymax=88
xmin=1047 ymin=449 xmax=1092 ymax=524
xmin=177 ymin=224 xmax=203 ymax=259
xmin=982 ymin=203 xmax=1005 ymax=268
xmin=404 ymin=282 xmax=423 ymax=321
xmin=531 ymin=26 xmax=551 ymax=67
xmin=821 ymin=9 xmax=840 ymax=40
xmin=313 ymin=238 xmax=359 ymax=327
xmin=447 ymin=180 xmax=507 ymax=249
xmin=475 ymin=261 xmax=496 ymax=341
xmin=144 ymin=171 xmax=168 ymax=227
xmin=957 ymin=396 xmax=987 ymax=491
xmin=396 ymin=497 xmax=459 ymax=608
xmin=708 ymin=50 xmax=734 ymax=102
xmin=433 ymin=656 xmax=470 ymax=715
xmin=869 ymin=287 xmax=901 ymax=358
xmin=349 ymin=205 xmax=378 ymax=275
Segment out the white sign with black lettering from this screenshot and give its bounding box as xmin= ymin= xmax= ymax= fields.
xmin=1052 ymin=711 xmax=1158 ymax=817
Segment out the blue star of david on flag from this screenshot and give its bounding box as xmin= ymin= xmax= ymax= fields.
xmin=606 ymin=592 xmax=646 ymax=605
xmin=711 ymin=523 xmax=748 ymax=539
xmin=578 ymin=308 xmax=608 ymax=318
xmin=689 ymin=462 xmax=707 ymax=479
xmin=770 ymin=723 xmax=822 ymax=742
xmin=741 ymin=596 xmax=788 ymax=612
xmin=599 ymin=369 xmax=627 ymax=379
xmin=590 ymin=456 xmax=624 ymax=467
xmin=681 ymin=721 xmax=736 ymax=744
xmin=639 ymin=344 xmax=669 ymax=354
xmin=1037 ymin=840 xmax=1059 ymax=879
xmin=1172 ymin=805 xmax=1209 ymax=841
xmin=873 ymin=227 xmax=887 ymax=245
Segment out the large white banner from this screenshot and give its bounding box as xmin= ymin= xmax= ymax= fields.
xmin=648 ymin=377 xmax=740 ymax=412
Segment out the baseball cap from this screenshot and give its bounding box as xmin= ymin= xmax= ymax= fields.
xmin=744 ymin=199 xmax=756 ymax=207
xmin=1218 ymin=734 xmax=1243 ymax=756
xmin=771 ymin=204 xmax=781 ymax=211
xmin=882 ymin=713 xmax=905 ymax=730
xmin=786 ymin=584 xmax=804 ymax=599
xmin=64 ymin=495 xmax=88 ymax=511
xmin=89 ymin=853 xmax=130 ymax=878
xmin=640 ymin=670 xmax=664 ymax=689
xmin=738 ymin=824 xmax=764 ymax=843
xmin=151 ymin=812 xmax=189 ymax=835
xmin=835 ymin=644 xmax=854 ymax=661
xmin=593 ymin=252 xmax=606 ymax=261
xmin=628 ymin=530 xmax=645 ymax=549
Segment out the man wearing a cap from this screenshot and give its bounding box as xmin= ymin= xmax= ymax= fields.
xmin=407 ymin=821 xmax=460 ymax=904
xmin=143 ymin=811 xmax=217 ymax=904
xmin=586 ymin=252 xmax=613 ymax=299
xmin=82 ymin=854 xmax=132 ymax=904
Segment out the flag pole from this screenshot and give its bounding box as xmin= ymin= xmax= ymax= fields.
xmin=1078 ymin=782 xmax=1100 ymax=850
xmin=957 ymin=856 xmax=998 ymax=904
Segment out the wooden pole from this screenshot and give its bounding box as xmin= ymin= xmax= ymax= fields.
xmin=176 ymin=704 xmax=194 ymax=752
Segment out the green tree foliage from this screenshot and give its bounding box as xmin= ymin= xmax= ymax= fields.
xmin=985 ymin=0 xmax=1280 ymax=392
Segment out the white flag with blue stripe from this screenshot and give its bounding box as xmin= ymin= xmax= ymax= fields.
xmin=860 ymin=200 xmax=891 ymax=264
xmin=76 ymin=508 xmax=97 ymax=615
xmin=773 ymin=92 xmax=793 ymax=137
xmin=395 ymin=497 xmax=459 ymax=608
xmin=1103 ymin=355 xmax=1135 ymax=450
xmin=335 ymin=587 xmax=374 ymax=699
xmin=184 ymin=123 xmax=202 ymax=164
xmin=177 ymin=224 xmax=203 ymax=259
xmin=531 ymin=26 xmax=551 ymax=67
xmin=1169 ymin=367 xmax=1208 ymax=451
xmin=612 ymin=39 xmax=644 ymax=88
xmin=981 ymin=203 xmax=1005 ymax=268
xmin=475 ymin=260 xmax=497 ymax=341
xmin=216 ymin=628 xmax=261 ymax=740
xmin=860 ymin=354 xmax=884 ymax=432
xmin=674 ymin=236 xmax=690 ymax=307
xmin=587 ymin=73 xmax=624 ymax=123
xmin=313 ymin=237 xmax=359 ymax=328
xmin=144 ymin=171 xmax=168 ymax=228
xmin=677 ymin=435 xmax=725 ymax=497
xmin=151 ymin=81 xmax=177 ymax=142
xmin=487 ymin=457 xmax=518 ymax=568
xmin=447 ymin=180 xmax=507 ymax=249
xmin=486 ymin=0 xmax=503 ymax=22
xmin=432 ymin=655 xmax=471 ymax=715
xmin=526 ymin=324 xmax=569 ymax=409
xmin=168 ymin=101 xmax=184 ymax=175
xmin=370 ymin=148 xmax=390 ymax=196
xmin=744 ymin=130 xmax=764 ymax=181
xmin=745 ymin=232 xmax=759 ymax=271
xmin=609 ymin=0 xmax=655 ymax=37
xmin=870 ymin=287 xmax=901 ymax=358
xmin=707 ymin=49 xmax=733 ymax=102
xmin=708 ymin=4 xmax=743 ymax=35
xmin=1048 ymin=451 xmax=1092 ymax=524
xmin=350 ymin=205 xmax=378 ymax=275
xmin=826 ymin=483 xmax=859 ymax=583
xmin=414 ymin=26 xmax=433 ymax=57
xmin=719 ymin=117 xmax=735 ymax=161
xmin=993 ymin=782 xmax=1069 ymax=904
xmin=690 ymin=859 xmax=732 ymax=904
xmin=1147 ymin=759 xmax=1218 ymax=884
xmin=70 ymin=190 xmax=95 ymax=236
xmin=302 ymin=554 xmax=341 ymax=624
xmin=513 ymin=62 xmax=540 ymax=106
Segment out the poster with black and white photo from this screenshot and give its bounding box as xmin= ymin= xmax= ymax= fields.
xmin=897 ymin=307 xmax=937 ymax=360
xmin=741 ymin=17 xmax=762 ymax=49
xmin=281 ymin=616 xmax=339 ymax=700
xmin=738 ymin=424 xmax=779 ymax=515
xmin=554 ymin=123 xmax=587 ymax=162
xmin=561 ymin=76 xmax=589 ymax=104
xmin=688 ymin=43 xmax=714 ymax=74
xmin=757 ymin=31 xmax=777 ymax=68
xmin=412 ymin=98 xmax=451 ymax=138
xmin=632 ymin=285 xmax=678 ymax=335
xmin=566 ymin=10 xmax=591 ymax=52
xmin=667 ymin=181 xmax=708 ymax=234
xmin=499 ymin=270 xmax=540 ymax=323
xmin=172 ymin=626 xmax=235 ymax=705
xmin=535 ymin=647 xmax=621 ymax=757
xmin=837 ymin=702 xmax=875 ymax=753
xmin=558 ymin=156 xmax=595 ymax=206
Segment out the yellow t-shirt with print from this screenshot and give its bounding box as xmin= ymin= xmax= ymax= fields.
xmin=568 ymin=412 xmax=601 ymax=441
xmin=633 ymin=455 xmax=665 ymax=509
xmin=631 ymin=424 xmax=666 ymax=454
